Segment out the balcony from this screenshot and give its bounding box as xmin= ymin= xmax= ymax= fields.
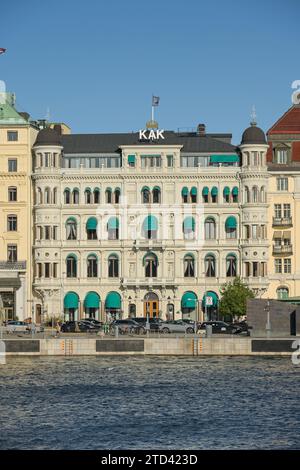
xmin=272 ymin=217 xmax=293 ymax=227
xmin=272 ymin=244 xmax=293 ymax=256
xmin=0 ymin=261 xmax=26 ymax=270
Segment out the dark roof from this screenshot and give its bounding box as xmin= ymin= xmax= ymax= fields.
xmin=267 ymin=105 xmax=300 ymax=135
xmin=34 ymin=127 xmax=62 ymax=146
xmin=61 ymin=131 xmax=238 ymax=154
xmin=241 ymin=124 xmax=266 ymax=145
xmin=267 ymin=163 xmax=300 ymax=172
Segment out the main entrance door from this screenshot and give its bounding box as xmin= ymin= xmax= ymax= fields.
xmin=143 ymin=292 xmax=159 ymax=318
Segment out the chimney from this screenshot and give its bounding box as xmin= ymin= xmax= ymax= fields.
xmin=53 ymin=124 xmax=62 ymax=135
xmin=197 ymin=123 xmax=206 ymax=136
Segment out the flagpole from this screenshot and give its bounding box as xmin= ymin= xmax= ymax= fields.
xmin=151 ymin=95 xmax=154 ymax=122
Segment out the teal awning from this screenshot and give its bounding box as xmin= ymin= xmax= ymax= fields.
xmin=210 ymin=155 xmax=239 ymax=163
xmin=182 ymin=187 xmax=189 ymax=196
xmin=84 ymin=291 xmax=100 ymax=308
xmin=225 ymin=216 xmax=237 ymax=229
xmin=202 ymin=291 xmax=219 ymax=307
xmin=84 ymin=187 xmax=91 ymax=192
xmin=183 ymin=217 xmax=195 ymax=231
xmin=93 ymin=187 xmax=100 ymax=192
xmin=232 ymin=186 xmax=239 ymax=196
xmin=66 ymin=217 xmax=77 ymax=225
xmin=108 ymin=217 xmax=119 ymax=229
xmin=142 ymin=186 xmax=150 ymax=192
xmin=143 ymin=251 xmax=158 ymax=266
xmin=191 ymin=186 xmax=197 ymax=196
xmin=64 ymin=292 xmax=79 ymax=309
xmin=181 ymin=291 xmax=197 ymax=309
xmin=86 ymin=217 xmax=97 ymax=230
xmin=153 ymin=186 xmax=160 ymax=191
xmin=211 ymin=186 xmax=218 ymax=196
xmin=202 ymin=187 xmax=209 ymax=196
xmin=128 ymin=155 xmax=135 ymax=164
xmin=143 ymin=215 xmax=158 ymax=231
xmin=223 ymin=186 xmax=230 ymax=196
xmin=105 ymin=292 xmax=121 ymax=309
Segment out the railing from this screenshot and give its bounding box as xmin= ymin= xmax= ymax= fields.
xmin=272 ymin=245 xmax=293 ymax=255
xmin=272 ymin=217 xmax=293 ymax=227
xmin=0 ymin=261 xmax=26 ymax=270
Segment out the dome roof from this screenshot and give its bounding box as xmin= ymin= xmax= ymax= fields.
xmin=241 ymin=123 xmax=266 ymax=145
xmin=34 ymin=127 xmax=62 ymax=146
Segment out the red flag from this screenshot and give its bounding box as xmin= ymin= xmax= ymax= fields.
xmin=0 ymin=48 xmax=6 ymax=54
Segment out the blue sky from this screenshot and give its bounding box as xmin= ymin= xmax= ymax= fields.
xmin=1 ymin=0 xmax=299 ymax=143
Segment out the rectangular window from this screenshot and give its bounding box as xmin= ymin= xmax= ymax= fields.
xmin=44 ymin=263 xmax=50 ymax=278
xmin=45 ymin=226 xmax=51 ymax=240
xmin=8 ymin=187 xmax=17 ymax=202
xmin=53 ymin=226 xmax=57 ymax=240
xmin=275 ymin=259 xmax=282 ymax=274
xmin=37 ymin=263 xmax=42 ymax=278
xmin=167 ymin=155 xmax=174 ymax=167
xmin=7 ymin=131 xmax=18 ymax=141
xmin=284 ymin=258 xmax=291 ymax=274
xmin=276 ymin=149 xmax=288 ymax=164
xmin=274 ymin=204 xmax=282 ymax=218
xmin=283 ymin=204 xmax=291 ymax=218
xmin=7 ymin=245 xmax=17 ymax=262
xmin=8 ymin=159 xmax=17 ymax=172
xmin=53 ymin=263 xmax=57 ymax=278
xmin=277 ymin=178 xmax=288 ymax=191
xmin=7 ymin=215 xmax=17 ymax=231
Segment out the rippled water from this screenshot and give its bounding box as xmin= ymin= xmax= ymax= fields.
xmin=0 ymin=356 xmax=299 ymax=449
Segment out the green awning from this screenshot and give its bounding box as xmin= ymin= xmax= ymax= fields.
xmin=225 ymin=216 xmax=237 ymax=229
xmin=182 ymin=187 xmax=189 ymax=196
xmin=84 ymin=187 xmax=91 ymax=192
xmin=93 ymin=187 xmax=100 ymax=192
xmin=143 ymin=215 xmax=158 ymax=231
xmin=223 ymin=186 xmax=230 ymax=196
xmin=105 ymin=292 xmax=121 ymax=309
xmin=84 ymin=291 xmax=100 ymax=308
xmin=181 ymin=291 xmax=197 ymax=309
xmin=142 ymin=186 xmax=150 ymax=192
xmin=191 ymin=186 xmax=197 ymax=196
xmin=210 ymin=155 xmax=239 ymax=163
xmin=202 ymin=291 xmax=219 ymax=308
xmin=128 ymin=155 xmax=135 ymax=164
xmin=232 ymin=186 xmax=239 ymax=196
xmin=202 ymin=187 xmax=209 ymax=196
xmin=211 ymin=186 xmax=218 ymax=196
xmin=153 ymin=186 xmax=161 ymax=191
xmin=183 ymin=217 xmax=195 ymax=231
xmin=142 ymin=251 xmax=158 ymax=266
xmin=86 ymin=217 xmax=97 ymax=230
xmin=106 ymin=187 xmax=112 ymax=192
xmin=64 ymin=292 xmax=79 ymax=309
xmin=66 ymin=217 xmax=77 ymax=225
xmin=107 ymin=217 xmax=119 ymax=230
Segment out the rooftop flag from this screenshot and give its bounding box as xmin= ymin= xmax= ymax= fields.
xmin=0 ymin=48 xmax=6 ymax=54
xmin=152 ymin=95 xmax=160 ymax=106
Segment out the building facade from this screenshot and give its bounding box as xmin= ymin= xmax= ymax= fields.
xmin=31 ymin=120 xmax=270 ymax=322
xmin=266 ymin=104 xmax=300 ymax=300
xmin=0 ymin=92 xmax=37 ymax=321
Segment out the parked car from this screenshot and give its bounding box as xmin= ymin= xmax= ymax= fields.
xmin=110 ymin=319 xmax=144 ymax=335
xmin=229 ymin=320 xmax=251 ymax=335
xmin=6 ymin=321 xmax=29 ymax=334
xmin=199 ymin=321 xmax=242 ymax=335
xmin=82 ymin=318 xmax=103 ymax=327
xmin=26 ymin=323 xmax=44 ymax=333
xmin=60 ymin=321 xmax=99 ymax=333
xmin=159 ymin=320 xmax=196 ymax=334
xmin=127 ymin=317 xmax=163 ymax=332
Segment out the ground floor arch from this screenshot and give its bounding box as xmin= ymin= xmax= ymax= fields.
xmin=105 ymin=291 xmax=122 ymax=321
xmin=64 ymin=291 xmax=79 ymax=321
xmin=143 ymin=292 xmax=159 ymax=318
xmin=84 ymin=291 xmax=101 ymax=319
xmin=202 ymin=291 xmax=219 ymax=320
xmin=181 ymin=291 xmax=198 ymax=321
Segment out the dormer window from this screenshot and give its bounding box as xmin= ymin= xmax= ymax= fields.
xmin=275 ymin=149 xmax=288 ymax=164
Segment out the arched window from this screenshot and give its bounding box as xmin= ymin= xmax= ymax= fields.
xmin=108 ymin=254 xmax=119 ymax=277
xmin=66 ymin=254 xmax=77 ymax=278
xmin=64 ymin=188 xmax=70 ymax=204
xmin=226 ymin=254 xmax=237 ymax=277
xmin=114 ymin=188 xmax=121 ymax=204
xmin=260 ymin=186 xmax=266 ymax=203
xmin=277 ymin=287 xmax=289 ymax=300
xmin=183 ymin=217 xmax=195 ymax=239
xmin=37 ymin=188 xmax=42 ymax=204
xmin=244 ymin=186 xmax=250 ymax=203
xmin=205 ymin=254 xmax=216 ymax=277
xmin=72 ymin=188 xmax=79 ymax=204
xmin=66 ymin=217 xmax=77 ymax=240
xmin=107 ymin=217 xmax=119 ymax=240
xmin=152 ymin=187 xmax=161 ymax=204
xmin=225 ymin=216 xmax=237 ymax=239
xmin=94 ymin=188 xmax=100 ymax=204
xmin=87 ymin=254 xmax=98 ymax=278
xmin=105 ymin=188 xmax=112 ymax=203
xmin=182 ymin=187 xmax=189 ymax=203
xmin=86 ymin=217 xmax=98 ymax=240
xmin=53 ymin=188 xmax=57 ymax=204
xmin=85 ymin=189 xmax=92 ymax=204
xmin=144 ymin=252 xmax=158 ymax=278
xmin=204 ymin=217 xmax=216 ymax=240
xmin=211 ymin=187 xmax=218 ymax=203
xmin=232 ymin=186 xmax=239 ymax=203
xmin=142 ymin=186 xmax=151 ymax=204
xmin=252 ymin=186 xmax=259 ymax=203
xmin=202 ymin=187 xmax=209 ymax=203
xmin=184 ymin=254 xmax=195 ymax=278
xmin=44 ymin=187 xmax=51 ymax=204
xmin=142 ymin=215 xmax=158 ymax=239
xmin=223 ymin=187 xmax=230 ymax=203
xmin=190 ymin=187 xmax=197 ymax=203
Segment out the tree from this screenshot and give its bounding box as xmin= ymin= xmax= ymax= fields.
xmin=219 ymin=277 xmax=255 ymax=320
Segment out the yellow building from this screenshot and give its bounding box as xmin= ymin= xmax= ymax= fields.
xmin=266 ymin=104 xmax=300 ymax=300
xmin=0 ymin=92 xmax=38 ymax=320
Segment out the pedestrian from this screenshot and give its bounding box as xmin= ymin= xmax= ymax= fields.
xmin=55 ymin=321 xmax=61 ymax=337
